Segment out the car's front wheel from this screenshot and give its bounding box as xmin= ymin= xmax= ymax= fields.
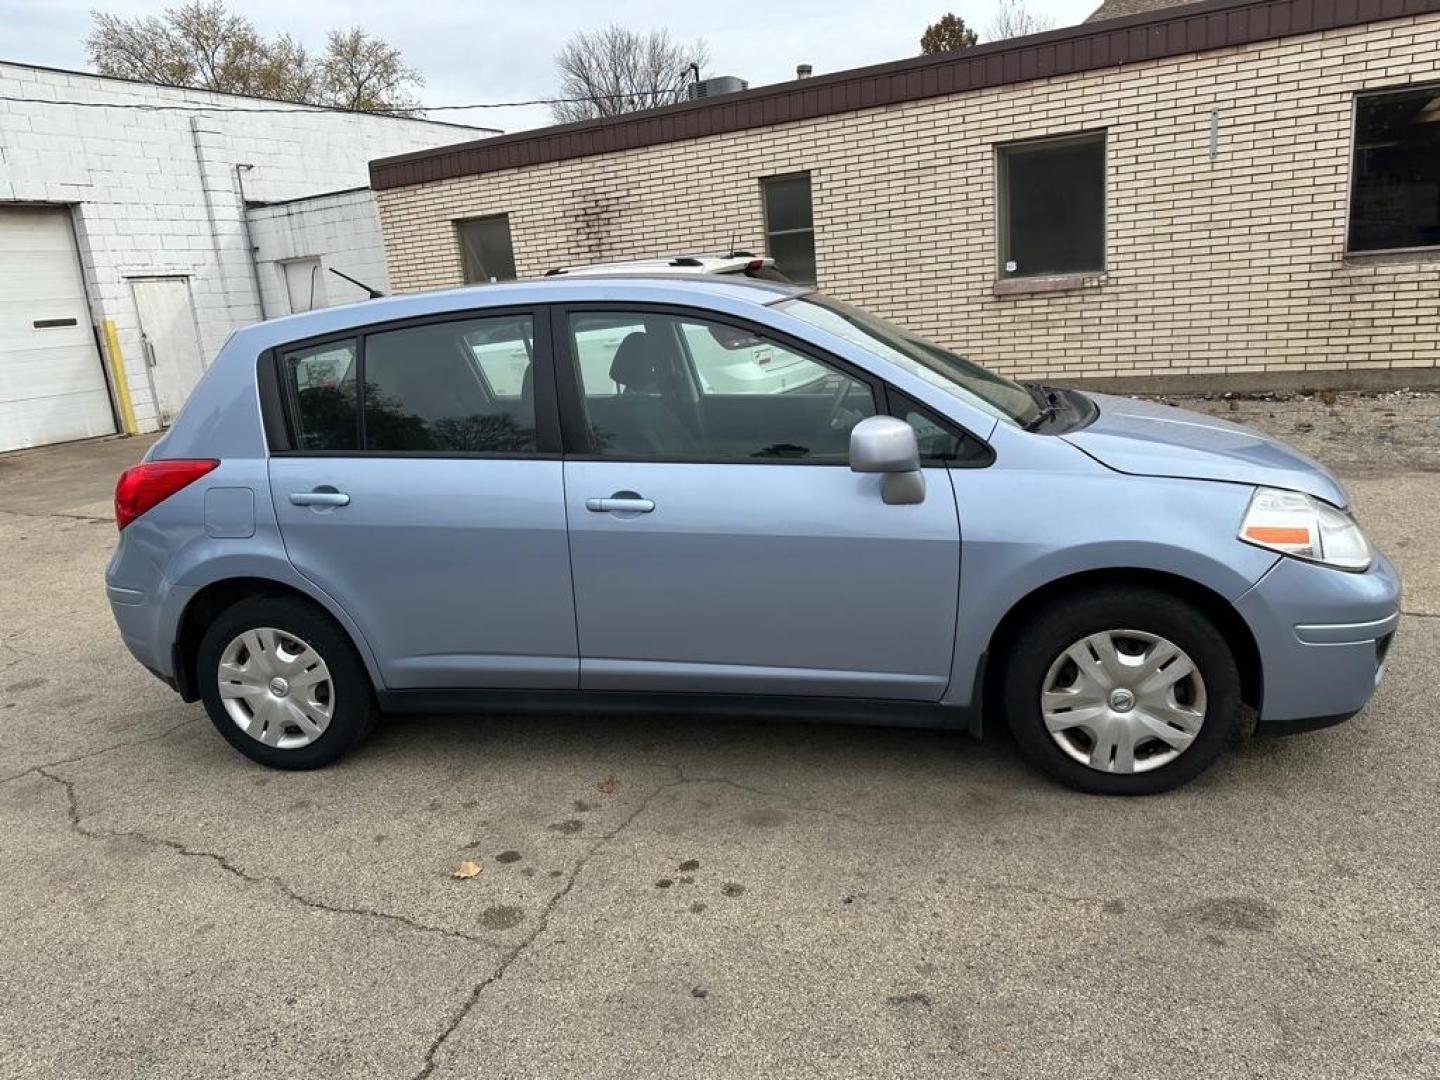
xmin=196 ymin=596 xmax=378 ymax=769
xmin=1001 ymin=587 xmax=1243 ymax=795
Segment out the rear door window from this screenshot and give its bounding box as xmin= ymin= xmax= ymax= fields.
xmin=276 ymin=315 xmax=542 ymax=454
xmin=363 ymin=315 xmax=537 ymax=453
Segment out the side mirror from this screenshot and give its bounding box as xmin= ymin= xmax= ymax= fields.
xmin=848 ymin=416 xmax=925 ymax=505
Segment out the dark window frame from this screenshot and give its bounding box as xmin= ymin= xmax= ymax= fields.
xmin=455 ymin=214 xmax=518 ymax=283
xmin=761 ymin=172 xmax=817 ymax=286
xmin=1346 ymin=81 xmax=1440 ymax=256
xmin=262 ymin=304 xmax=561 ymax=458
xmin=995 ymin=129 xmax=1108 ymax=280
xmin=548 ymin=302 xmax=993 ymax=468
xmin=890 ymin=390 xmax=995 ymax=469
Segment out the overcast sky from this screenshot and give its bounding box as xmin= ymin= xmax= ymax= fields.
xmin=1 ymin=0 xmax=1100 ymax=134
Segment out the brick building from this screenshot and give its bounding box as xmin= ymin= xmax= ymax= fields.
xmin=371 ymin=0 xmax=1440 ymax=391
xmin=0 ymin=62 xmax=492 ymax=451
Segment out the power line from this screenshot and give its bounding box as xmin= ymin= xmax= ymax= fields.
xmin=0 ymin=89 xmax=696 ymax=116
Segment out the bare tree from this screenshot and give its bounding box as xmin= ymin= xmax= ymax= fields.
xmin=985 ymin=0 xmax=1056 ymax=41
xmin=551 ymin=26 xmax=708 ymax=124
xmin=920 ymin=13 xmax=979 ymax=54
xmin=86 ymin=1 xmax=420 ymax=112
xmin=320 ymin=28 xmax=422 ymax=114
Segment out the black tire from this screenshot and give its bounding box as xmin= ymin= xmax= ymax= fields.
xmin=196 ymin=595 xmax=379 ymax=769
xmin=1000 ymin=587 xmax=1242 ymax=795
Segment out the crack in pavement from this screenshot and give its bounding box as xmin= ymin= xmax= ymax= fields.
xmin=34 ymin=766 xmax=491 ymax=948
xmin=411 ymin=775 xmax=681 ymax=1080
xmin=0 ymin=507 xmax=112 ymax=524
xmin=23 ymin=753 xmax=1216 ymax=1078
xmin=0 ymin=715 xmax=200 ymax=786
xmin=0 ymin=637 xmax=35 ymax=670
xmin=407 ymin=767 xmax=1125 ymax=1078
xmin=408 ymin=766 xmax=984 ymax=1078
xmin=1402 ymin=610 xmax=1438 ymax=620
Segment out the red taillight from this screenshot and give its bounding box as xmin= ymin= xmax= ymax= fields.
xmin=744 ymin=259 xmax=764 ymax=275
xmin=114 ymin=459 xmax=219 ymax=530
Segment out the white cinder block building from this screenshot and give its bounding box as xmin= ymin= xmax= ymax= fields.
xmin=0 ymin=61 xmax=494 ymax=451
xmin=245 ymin=187 xmax=394 ymax=317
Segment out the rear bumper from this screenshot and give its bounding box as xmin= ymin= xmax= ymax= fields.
xmin=1236 ymin=550 xmax=1400 ymax=731
xmin=107 ymin=582 xmax=165 ymax=674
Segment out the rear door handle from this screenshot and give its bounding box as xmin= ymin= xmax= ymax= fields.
xmin=585 ymin=494 xmax=654 ymax=514
xmin=290 ymin=489 xmax=350 ymax=507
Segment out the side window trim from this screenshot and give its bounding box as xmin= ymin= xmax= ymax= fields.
xmin=549 ymin=301 xmax=888 ymax=463
xmin=888 ymin=389 xmax=995 ymax=468
xmin=259 ymin=348 xmax=293 ymax=453
xmin=265 ymin=306 xmax=562 ymax=457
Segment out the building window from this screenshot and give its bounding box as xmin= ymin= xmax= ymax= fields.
xmin=997 ymin=132 xmax=1106 ymax=278
xmin=457 ymin=215 xmax=517 ymax=283
xmin=762 ymin=173 xmax=816 ymax=286
xmin=1349 ymin=85 xmax=1440 ymax=253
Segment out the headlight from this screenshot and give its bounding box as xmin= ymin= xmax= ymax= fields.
xmin=1239 ymin=487 xmax=1371 ymax=570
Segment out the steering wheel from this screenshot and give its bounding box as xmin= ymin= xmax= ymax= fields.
xmin=826 ymin=377 xmax=862 ymax=430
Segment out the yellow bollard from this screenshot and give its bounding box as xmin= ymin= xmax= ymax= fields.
xmin=100 ymin=319 xmax=139 ymax=435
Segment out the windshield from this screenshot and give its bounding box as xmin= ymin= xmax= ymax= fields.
xmin=773 ymin=294 xmax=1039 ymax=426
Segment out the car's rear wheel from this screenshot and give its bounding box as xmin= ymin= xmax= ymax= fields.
xmin=1001 ymin=587 xmax=1242 ymax=794
xmin=197 ymin=596 xmax=378 ymax=769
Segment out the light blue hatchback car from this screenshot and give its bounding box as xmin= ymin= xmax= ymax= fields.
xmin=107 ymin=276 xmax=1400 ymax=793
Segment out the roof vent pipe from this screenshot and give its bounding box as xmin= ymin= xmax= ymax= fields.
xmin=796 ymin=63 xmax=813 ymax=79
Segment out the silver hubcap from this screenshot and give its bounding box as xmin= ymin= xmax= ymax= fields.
xmin=217 ymin=628 xmax=333 ymax=750
xmin=1041 ymin=629 xmax=1206 ymax=775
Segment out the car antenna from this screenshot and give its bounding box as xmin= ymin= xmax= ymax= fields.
xmin=328 ymin=266 xmax=386 ymax=299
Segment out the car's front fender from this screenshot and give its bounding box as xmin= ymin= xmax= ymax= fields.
xmin=941 ymin=456 xmax=1277 ymax=709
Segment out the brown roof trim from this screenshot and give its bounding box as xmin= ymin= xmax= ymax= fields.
xmin=370 ymin=0 xmax=1440 ymax=191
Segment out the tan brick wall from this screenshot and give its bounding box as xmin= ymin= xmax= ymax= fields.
xmin=377 ymin=15 xmax=1440 ymax=382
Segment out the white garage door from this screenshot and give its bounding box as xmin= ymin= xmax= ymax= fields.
xmin=0 ymin=206 xmax=116 ymax=452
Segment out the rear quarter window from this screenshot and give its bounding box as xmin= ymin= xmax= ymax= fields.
xmin=280 ymin=340 xmax=359 ymax=451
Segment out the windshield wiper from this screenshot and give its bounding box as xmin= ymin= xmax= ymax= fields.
xmin=1021 ymin=382 xmax=1060 ymax=430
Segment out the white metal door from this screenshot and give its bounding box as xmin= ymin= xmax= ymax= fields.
xmin=131 ymin=277 xmax=204 ymax=427
xmin=0 ymin=206 xmax=115 ymax=452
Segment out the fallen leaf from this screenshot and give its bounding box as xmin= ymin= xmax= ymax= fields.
xmin=597 ymin=775 xmax=620 ymax=794
xmin=451 ymin=860 xmax=482 ymax=879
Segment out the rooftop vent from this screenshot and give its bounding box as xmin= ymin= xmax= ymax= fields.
xmin=687 ymin=76 xmax=748 ymax=101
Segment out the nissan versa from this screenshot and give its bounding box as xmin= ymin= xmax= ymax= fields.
xmin=106 ymin=277 xmax=1401 ymax=794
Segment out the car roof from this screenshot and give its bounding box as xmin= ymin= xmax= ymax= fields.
xmin=235 ymin=275 xmax=810 ymax=352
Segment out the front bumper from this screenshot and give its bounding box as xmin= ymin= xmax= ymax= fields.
xmin=1235 ymin=549 xmax=1401 ymax=731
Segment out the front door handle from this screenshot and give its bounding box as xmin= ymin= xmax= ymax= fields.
xmin=290 ymin=489 xmax=350 ymax=507
xmin=585 ymin=492 xmax=655 ymax=514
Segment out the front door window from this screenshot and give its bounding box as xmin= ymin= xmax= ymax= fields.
xmin=566 ymin=310 xmax=876 ymax=460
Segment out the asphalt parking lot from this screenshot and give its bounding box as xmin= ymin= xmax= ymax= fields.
xmin=1 ymin=396 xmax=1438 ymax=1079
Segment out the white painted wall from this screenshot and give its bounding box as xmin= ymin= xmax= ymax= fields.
xmin=246 ymin=188 xmax=391 ymax=316
xmin=0 ymin=61 xmax=491 ymax=433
